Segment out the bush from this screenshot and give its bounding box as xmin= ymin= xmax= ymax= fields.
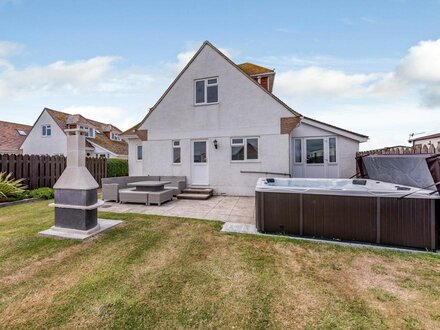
xmin=29 ymin=187 xmax=54 ymax=200
xmin=0 ymin=172 xmax=26 ymax=202
xmin=107 ymin=158 xmax=129 ymax=177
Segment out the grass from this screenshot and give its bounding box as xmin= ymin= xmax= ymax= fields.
xmin=0 ymin=201 xmax=439 ymax=329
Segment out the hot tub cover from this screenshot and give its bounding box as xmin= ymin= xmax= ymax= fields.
xmin=357 ymin=154 xmax=440 ymax=192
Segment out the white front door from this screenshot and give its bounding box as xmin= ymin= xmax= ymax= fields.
xmin=191 ymin=140 xmax=209 ymax=185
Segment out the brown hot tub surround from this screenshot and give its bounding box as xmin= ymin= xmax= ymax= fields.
xmin=255 ymin=178 xmax=439 ymax=251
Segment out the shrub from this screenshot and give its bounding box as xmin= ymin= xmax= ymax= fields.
xmin=107 ymin=158 xmax=129 ymax=177
xmin=29 ymin=187 xmax=54 ymax=200
xmin=0 ymin=172 xmax=26 ymax=202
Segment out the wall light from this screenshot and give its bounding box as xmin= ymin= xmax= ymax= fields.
xmin=213 ymin=139 xmax=218 ymax=149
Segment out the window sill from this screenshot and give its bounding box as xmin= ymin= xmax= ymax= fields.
xmin=194 ymin=102 xmax=219 ymax=107
xmin=230 ymin=160 xmax=261 ymax=164
xmin=172 ymin=163 xmax=182 ymax=166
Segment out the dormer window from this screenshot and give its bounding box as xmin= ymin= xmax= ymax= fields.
xmin=79 ymin=126 xmax=95 ymax=138
xmin=111 ymin=132 xmax=121 ymax=141
xmin=195 ymin=77 xmax=218 ymax=105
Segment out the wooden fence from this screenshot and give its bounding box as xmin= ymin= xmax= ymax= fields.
xmin=0 ymin=154 xmax=107 ymax=189
xmin=357 ymin=144 xmax=440 ymax=157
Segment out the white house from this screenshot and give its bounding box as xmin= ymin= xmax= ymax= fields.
xmin=22 ymin=108 xmax=128 ymax=159
xmin=122 ymin=41 xmax=368 ymax=196
xmin=409 ymin=132 xmax=440 ymax=149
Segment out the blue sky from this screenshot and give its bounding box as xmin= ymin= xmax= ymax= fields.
xmin=1 ymin=0 xmax=440 ymax=149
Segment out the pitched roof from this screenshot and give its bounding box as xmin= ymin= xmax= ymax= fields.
xmin=408 ymin=132 xmax=440 ymax=142
xmin=130 ymin=41 xmax=300 ymax=135
xmin=303 ymin=116 xmax=369 ymax=141
xmin=43 ymin=108 xmax=128 ymax=155
xmin=237 ymin=62 xmax=274 ymax=76
xmin=0 ymin=120 xmax=32 ymax=152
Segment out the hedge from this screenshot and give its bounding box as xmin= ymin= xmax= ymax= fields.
xmin=107 ymin=159 xmax=129 ymax=177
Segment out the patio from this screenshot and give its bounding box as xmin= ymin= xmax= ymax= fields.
xmin=100 ymin=196 xmax=256 ymax=224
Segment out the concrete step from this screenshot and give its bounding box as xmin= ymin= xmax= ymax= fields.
xmin=183 ymin=188 xmax=214 ymax=195
xmin=177 ymin=193 xmax=211 ymax=200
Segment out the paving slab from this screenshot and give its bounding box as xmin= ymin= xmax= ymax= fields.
xmin=100 ymin=196 xmax=256 ymax=224
xmin=39 ymin=219 xmax=123 ymax=240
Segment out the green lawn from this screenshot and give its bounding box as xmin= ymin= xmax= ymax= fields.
xmin=0 ymin=200 xmax=439 ymax=329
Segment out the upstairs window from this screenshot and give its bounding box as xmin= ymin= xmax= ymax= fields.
xmin=88 ymin=128 xmax=95 ymax=138
xmin=42 ymin=125 xmax=51 ymax=137
xmin=172 ymin=140 xmax=181 ymax=164
xmin=231 ymin=137 xmax=259 ymax=161
xmin=79 ymin=126 xmax=95 ymax=138
xmin=111 ymin=132 xmax=121 ymax=141
xmin=195 ymin=77 xmax=218 ymax=105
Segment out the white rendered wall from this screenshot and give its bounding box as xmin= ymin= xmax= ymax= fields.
xmin=139 ymin=44 xmax=295 ymax=196
xmin=21 ymin=110 xmax=67 ymax=155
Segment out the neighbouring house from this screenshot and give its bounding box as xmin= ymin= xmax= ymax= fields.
xmin=0 ymin=120 xmax=32 ymax=154
xmin=121 ymin=41 xmax=368 ymax=195
xmin=409 ymin=132 xmax=440 ymax=149
xmin=21 ymin=108 xmax=128 ymax=159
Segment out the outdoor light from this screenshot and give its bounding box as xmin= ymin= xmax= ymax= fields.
xmin=213 ymin=139 xmax=218 ymax=149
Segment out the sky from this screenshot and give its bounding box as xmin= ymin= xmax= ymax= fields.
xmin=0 ymin=0 xmax=440 ymax=150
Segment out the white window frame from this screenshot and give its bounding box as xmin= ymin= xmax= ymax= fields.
xmin=42 ymin=124 xmax=51 ymax=137
xmin=293 ymin=138 xmax=303 ymax=164
xmin=194 ymin=77 xmax=219 ymax=105
xmin=17 ymin=129 xmax=27 ymax=136
xmin=136 ymin=145 xmax=143 ymax=161
xmin=328 ymin=137 xmax=338 ymax=163
xmin=231 ymin=137 xmax=259 ymax=162
xmin=111 ymin=132 xmax=121 ymax=141
xmin=172 ymin=140 xmax=181 ymax=164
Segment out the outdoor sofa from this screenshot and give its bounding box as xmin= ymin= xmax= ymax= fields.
xmin=102 ymin=176 xmax=186 ymax=203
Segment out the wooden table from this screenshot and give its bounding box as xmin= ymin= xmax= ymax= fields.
xmin=127 ymin=181 xmax=171 ymax=192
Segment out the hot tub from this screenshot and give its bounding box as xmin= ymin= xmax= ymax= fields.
xmin=255 ymin=178 xmax=439 ymax=251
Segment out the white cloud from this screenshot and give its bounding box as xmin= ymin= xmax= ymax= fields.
xmin=276 ymin=67 xmax=380 ymax=98
xmin=396 ymin=39 xmax=440 ymax=83
xmin=0 ymin=41 xmax=23 ymax=57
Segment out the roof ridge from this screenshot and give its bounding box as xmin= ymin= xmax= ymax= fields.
xmin=0 ymin=120 xmax=32 ymax=127
xmin=44 ymin=107 xmax=121 ymax=132
xmin=133 ymin=40 xmax=300 ymax=131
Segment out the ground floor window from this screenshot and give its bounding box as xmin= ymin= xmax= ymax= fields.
xmin=294 ymin=137 xmax=337 ymax=164
xmin=231 ymin=137 xmax=259 ymax=161
xmin=136 ymin=145 xmax=143 ymax=161
xmin=306 ymin=139 xmax=324 ymax=164
xmin=173 ymin=140 xmax=181 ymax=163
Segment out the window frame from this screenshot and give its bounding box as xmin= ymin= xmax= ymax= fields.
xmin=172 ymin=140 xmax=181 ymax=164
xmin=305 ymin=138 xmax=325 ymax=165
xmin=293 ymin=138 xmax=302 ymax=164
xmin=136 ymin=144 xmax=143 ymax=161
xmin=194 ymin=77 xmax=219 ymax=105
xmin=111 ymin=132 xmax=121 ymax=141
xmin=42 ymin=124 xmax=52 ymax=137
xmin=230 ymin=137 xmax=259 ymax=162
xmin=328 ymin=137 xmax=337 ymax=163
xmin=17 ymin=129 xmax=27 ymax=136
